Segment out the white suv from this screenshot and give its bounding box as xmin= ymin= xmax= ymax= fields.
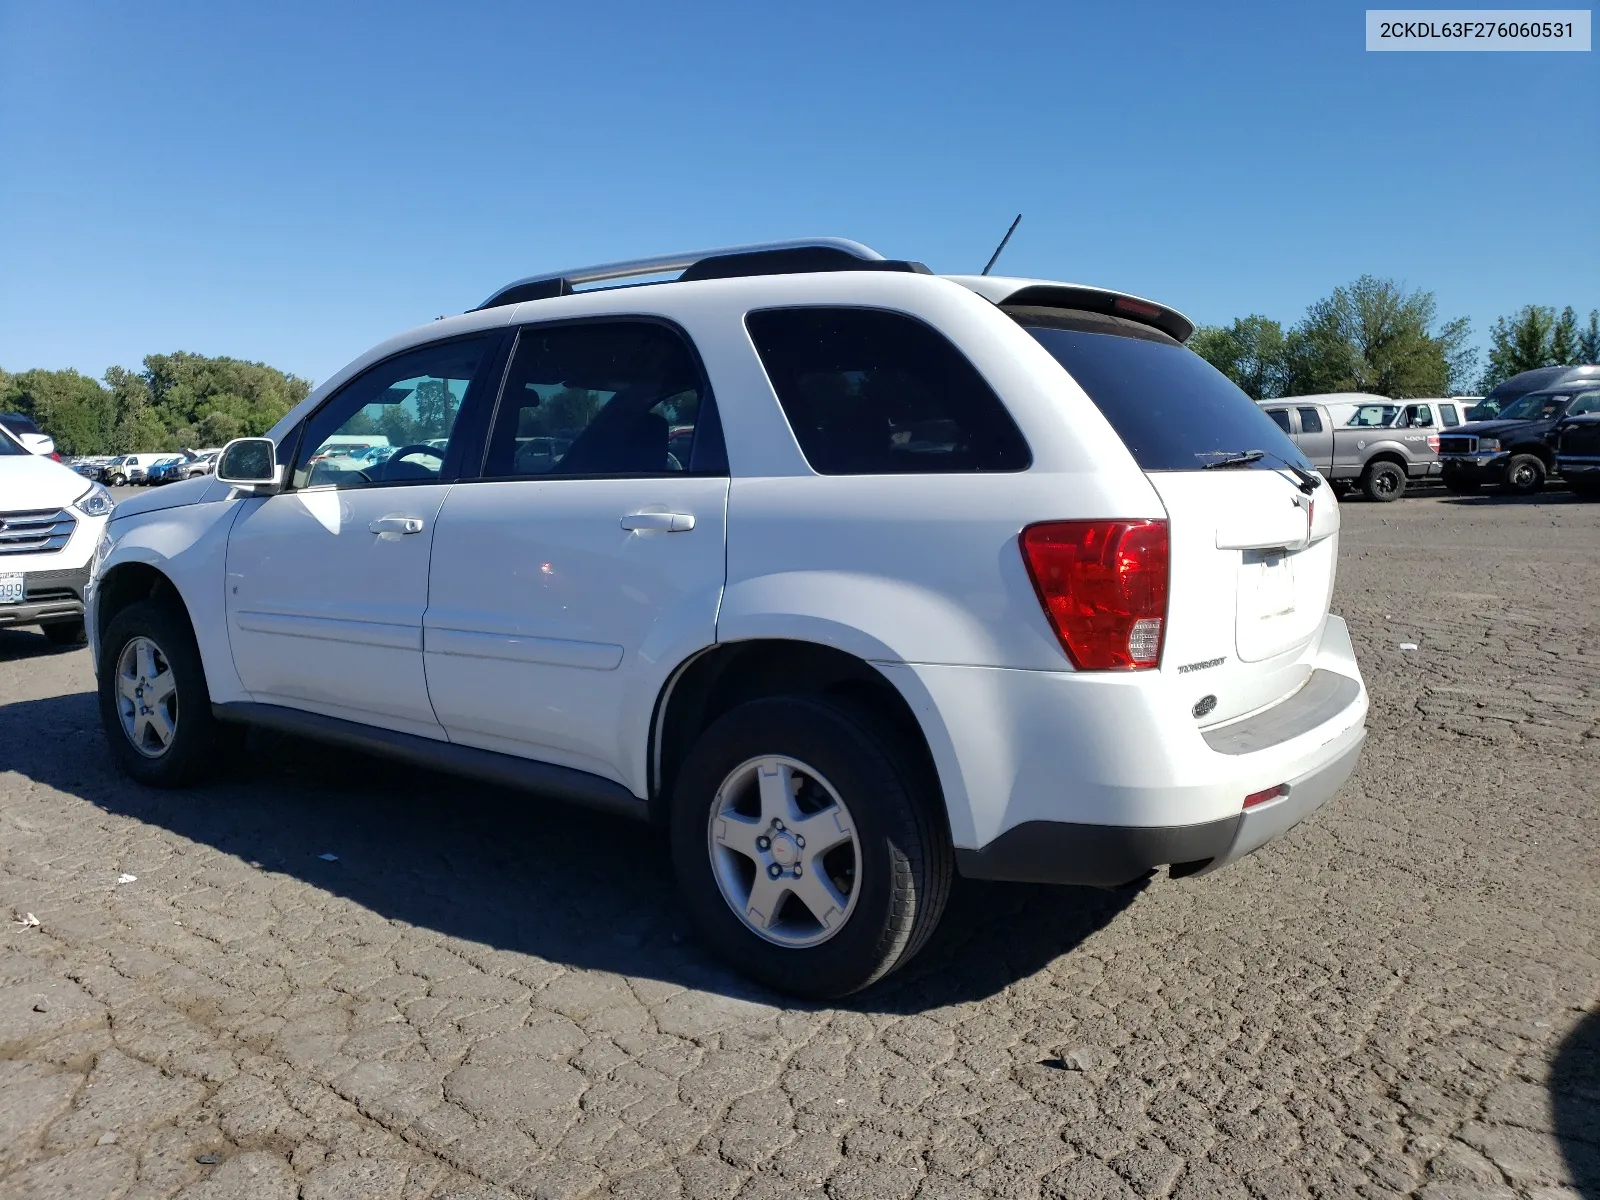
xmin=1 ymin=423 xmax=116 ymax=642
xmin=88 ymin=239 xmax=1368 ymax=997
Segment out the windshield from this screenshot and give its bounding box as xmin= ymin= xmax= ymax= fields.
xmin=1497 ymin=392 xmax=1570 ymax=422
xmin=1566 ymin=391 xmax=1600 ymax=417
xmin=1017 ymin=321 xmax=1311 ymax=472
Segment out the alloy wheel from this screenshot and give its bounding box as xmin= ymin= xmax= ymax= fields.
xmin=116 ymin=635 xmax=178 ymax=758
xmin=706 ymin=755 xmax=862 ymax=948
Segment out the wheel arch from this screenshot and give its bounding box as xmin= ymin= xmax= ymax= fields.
xmin=94 ymin=561 xmax=188 ymax=650
xmin=649 ymin=638 xmax=953 ymax=838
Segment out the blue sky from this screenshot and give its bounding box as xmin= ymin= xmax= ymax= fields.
xmin=1 ymin=1 xmax=1594 ymax=386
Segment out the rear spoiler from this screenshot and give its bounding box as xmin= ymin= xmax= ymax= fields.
xmin=945 ymin=276 xmax=1195 ymax=344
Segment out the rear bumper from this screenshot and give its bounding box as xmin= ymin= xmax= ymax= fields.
xmin=898 ymin=615 xmax=1368 ymax=888
xmin=0 ymin=565 xmax=90 ymax=627
xmin=956 ymin=728 xmax=1364 ymax=886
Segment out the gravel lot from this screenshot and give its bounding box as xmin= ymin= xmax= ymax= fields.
xmin=1 ymin=492 xmax=1596 ymax=1200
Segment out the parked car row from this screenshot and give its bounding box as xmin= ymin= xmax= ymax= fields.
xmin=71 ymin=450 xmax=221 ymax=486
xmin=1258 ymin=364 xmax=1600 ymax=499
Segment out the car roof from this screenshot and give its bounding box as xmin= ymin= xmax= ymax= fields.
xmin=267 ymin=238 xmax=1195 ymax=444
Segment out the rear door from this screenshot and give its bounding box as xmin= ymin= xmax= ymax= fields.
xmin=424 ymin=319 xmax=729 ymax=792
xmin=1016 ymin=317 xmax=1340 ymax=726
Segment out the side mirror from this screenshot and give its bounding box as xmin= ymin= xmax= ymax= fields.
xmin=216 ymin=438 xmax=284 ymax=494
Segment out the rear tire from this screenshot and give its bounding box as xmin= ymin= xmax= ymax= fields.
xmin=41 ymin=619 xmax=86 ymax=646
xmin=670 ymin=694 xmax=952 ymax=999
xmin=1501 ymin=454 xmax=1545 ymax=495
xmin=1361 ymin=460 xmax=1406 ymax=502
xmin=98 ymin=599 xmax=242 ymax=787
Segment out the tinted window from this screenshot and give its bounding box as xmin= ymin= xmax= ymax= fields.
xmin=1019 ymin=323 xmax=1309 ymax=472
xmin=1266 ymin=409 xmax=1292 ymax=434
xmin=294 ymin=337 xmax=491 ymax=490
xmin=1297 ymin=407 xmax=1323 ymax=433
xmin=1567 ymin=391 xmax=1600 ymax=417
xmin=482 ymin=322 xmax=718 ymax=478
xmin=747 ymin=307 xmax=1030 ymax=474
xmin=1440 ymin=404 xmax=1460 ymax=426
xmin=0 ymin=426 xmax=26 ymax=455
xmin=1497 ymin=391 xmax=1570 ymax=422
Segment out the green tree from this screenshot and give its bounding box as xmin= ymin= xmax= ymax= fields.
xmin=1580 ymin=310 xmax=1600 ymax=365
xmin=1481 ymin=306 xmax=1558 ymax=390
xmin=1189 ymin=316 xmax=1287 ymax=399
xmin=0 ymin=368 xmax=116 ymax=455
xmin=1279 ymin=276 xmax=1469 ymax=398
xmin=1550 ymin=306 xmax=1581 ymax=366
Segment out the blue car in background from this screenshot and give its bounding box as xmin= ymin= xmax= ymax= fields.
xmin=145 ymin=455 xmax=188 ymax=485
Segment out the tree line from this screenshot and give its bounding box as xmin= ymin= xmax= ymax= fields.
xmin=1191 ymin=277 xmax=1599 ymax=401
xmin=0 ymin=353 xmax=310 ymax=456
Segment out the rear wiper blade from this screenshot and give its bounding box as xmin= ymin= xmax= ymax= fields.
xmin=1200 ymin=448 xmax=1320 ymax=494
xmin=1199 ymin=450 xmax=1265 ymax=469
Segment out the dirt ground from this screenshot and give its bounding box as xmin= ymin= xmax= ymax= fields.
xmin=1 ymin=490 xmax=1596 ymax=1199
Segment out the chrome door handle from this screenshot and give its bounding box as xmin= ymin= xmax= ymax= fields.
xmin=369 ymin=515 xmax=425 ymax=535
xmin=620 ymin=512 xmax=695 ymax=532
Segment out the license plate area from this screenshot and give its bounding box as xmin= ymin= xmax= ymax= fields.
xmin=0 ymin=573 xmax=24 ymax=605
xmin=1246 ymin=549 xmax=1296 ymax=619
xmin=1236 ymin=545 xmax=1325 ymax=663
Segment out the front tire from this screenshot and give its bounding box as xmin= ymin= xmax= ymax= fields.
xmin=1501 ymin=453 xmax=1545 ymax=495
xmin=1361 ymin=460 xmax=1406 ymax=502
xmin=670 ymin=695 xmax=952 ymax=999
xmin=97 ymin=599 xmax=240 ymax=786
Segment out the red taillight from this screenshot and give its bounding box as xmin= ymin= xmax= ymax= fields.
xmin=1019 ymin=520 xmax=1169 ymax=670
xmin=1243 ymin=783 xmax=1289 ymax=809
xmin=50 ymin=451 xmax=62 ymax=462
xmin=1426 ymin=434 xmax=1440 ymax=453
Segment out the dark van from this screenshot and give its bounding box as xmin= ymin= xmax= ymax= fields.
xmin=1468 ymin=364 xmax=1600 ymax=421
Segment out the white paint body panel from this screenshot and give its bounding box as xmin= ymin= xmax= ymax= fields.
xmin=224 ymin=485 xmax=452 ymax=737
xmin=424 ymin=477 xmax=729 ymax=792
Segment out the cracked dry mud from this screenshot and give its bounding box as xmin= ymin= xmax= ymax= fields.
xmin=1 ymin=492 xmax=1596 ymax=1199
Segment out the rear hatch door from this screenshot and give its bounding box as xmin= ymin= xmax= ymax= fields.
xmin=1015 ymin=311 xmax=1339 ymax=725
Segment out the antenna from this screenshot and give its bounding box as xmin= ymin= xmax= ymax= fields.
xmin=981 ymin=214 xmax=1022 ymax=276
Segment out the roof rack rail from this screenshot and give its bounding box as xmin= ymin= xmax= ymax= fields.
xmin=472 ymin=237 xmax=930 ymax=311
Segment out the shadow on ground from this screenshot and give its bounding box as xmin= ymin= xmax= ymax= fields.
xmin=0 ymin=627 xmax=83 ymax=663
xmin=1440 ymin=488 xmax=1596 ymax=507
xmin=1553 ymin=1008 xmax=1600 ymax=1198
xmin=0 ymin=685 xmax=1140 ymax=1013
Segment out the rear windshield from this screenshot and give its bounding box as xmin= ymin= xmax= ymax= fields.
xmin=1018 ymin=322 xmax=1311 ymax=473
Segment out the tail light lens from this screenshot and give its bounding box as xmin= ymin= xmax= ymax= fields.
xmin=1426 ymin=434 xmax=1440 ymax=452
xmin=1020 ymin=520 xmax=1169 ymax=670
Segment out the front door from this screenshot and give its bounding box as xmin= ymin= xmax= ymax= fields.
xmin=424 ymin=319 xmax=729 ymax=792
xmin=224 ymin=333 xmax=500 ymax=737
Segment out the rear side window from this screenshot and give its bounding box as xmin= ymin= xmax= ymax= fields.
xmin=1297 ymin=407 xmax=1323 ymax=433
xmin=1018 ymin=322 xmax=1311 ymax=472
xmin=1440 ymin=404 xmax=1460 ymax=426
xmin=746 ymin=307 xmax=1030 ymax=474
xmin=1266 ymin=409 xmax=1292 ymax=434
